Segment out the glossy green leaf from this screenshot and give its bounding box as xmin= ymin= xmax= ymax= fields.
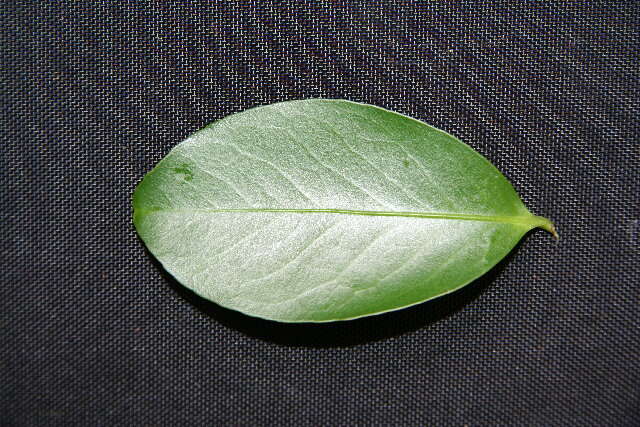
xmin=133 ymin=100 xmax=555 ymax=322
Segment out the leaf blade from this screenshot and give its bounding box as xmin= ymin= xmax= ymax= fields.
xmin=133 ymin=100 xmax=554 ymax=322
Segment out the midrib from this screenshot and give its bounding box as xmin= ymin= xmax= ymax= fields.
xmin=136 ymin=207 xmax=556 ymax=235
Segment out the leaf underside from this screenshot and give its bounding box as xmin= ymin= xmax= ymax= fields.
xmin=133 ymin=100 xmax=554 ymax=322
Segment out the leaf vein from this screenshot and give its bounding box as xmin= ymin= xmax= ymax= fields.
xmin=249 ymin=220 xmax=340 ymax=284
xmin=222 ymin=141 xmax=317 ymax=206
xmin=280 ymin=126 xmax=391 ymax=208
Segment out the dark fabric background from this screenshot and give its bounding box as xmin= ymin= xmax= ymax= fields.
xmin=2 ymin=1 xmax=639 ymax=426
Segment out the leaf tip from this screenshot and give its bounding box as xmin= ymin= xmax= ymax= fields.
xmin=543 ymin=219 xmax=559 ymax=240
xmin=528 ymin=215 xmax=558 ymax=240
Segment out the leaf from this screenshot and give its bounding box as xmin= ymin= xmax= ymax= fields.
xmin=133 ymin=100 xmax=556 ymax=323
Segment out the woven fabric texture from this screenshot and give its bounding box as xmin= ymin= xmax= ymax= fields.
xmin=3 ymin=2 xmax=639 ymax=426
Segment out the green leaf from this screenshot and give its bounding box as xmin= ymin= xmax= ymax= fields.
xmin=133 ymin=100 xmax=556 ymax=322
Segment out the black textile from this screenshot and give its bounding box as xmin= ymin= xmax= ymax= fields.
xmin=3 ymin=2 xmax=639 ymax=426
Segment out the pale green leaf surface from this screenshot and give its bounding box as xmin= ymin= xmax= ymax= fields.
xmin=133 ymin=100 xmax=555 ymax=322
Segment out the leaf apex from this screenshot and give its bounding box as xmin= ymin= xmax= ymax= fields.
xmin=532 ymin=215 xmax=558 ymax=240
